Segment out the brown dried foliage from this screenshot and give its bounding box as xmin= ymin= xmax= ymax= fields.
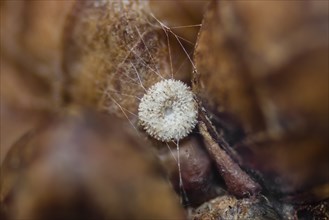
xmin=1 ymin=0 xmax=328 ymax=219
xmin=194 ymin=0 xmax=329 ymax=204
xmin=0 ymin=110 xmax=185 ymax=220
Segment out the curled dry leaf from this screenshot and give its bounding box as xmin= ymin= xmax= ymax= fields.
xmin=199 ymin=121 xmax=261 ymax=198
xmin=62 ymin=1 xmax=216 ymax=206
xmin=1 ymin=0 xmax=214 ymax=212
xmin=2 ymin=0 xmax=327 ymax=218
xmin=0 ymin=57 xmax=52 ymax=164
xmin=63 ymin=0 xmax=191 ymax=118
xmin=194 ymin=0 xmax=329 ymax=204
xmin=0 ymin=0 xmax=75 ymax=102
xmin=1 ymin=1 xmax=69 ymax=163
xmin=0 ymin=109 xmax=185 ymax=220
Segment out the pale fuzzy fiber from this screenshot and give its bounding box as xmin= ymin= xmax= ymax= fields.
xmin=138 ymin=79 xmax=198 ymax=142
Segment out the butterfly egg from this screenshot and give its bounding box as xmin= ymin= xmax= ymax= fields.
xmin=138 ymin=79 xmax=198 ymax=142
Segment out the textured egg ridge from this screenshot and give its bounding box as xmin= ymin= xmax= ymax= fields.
xmin=138 ymin=79 xmax=198 ymax=142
